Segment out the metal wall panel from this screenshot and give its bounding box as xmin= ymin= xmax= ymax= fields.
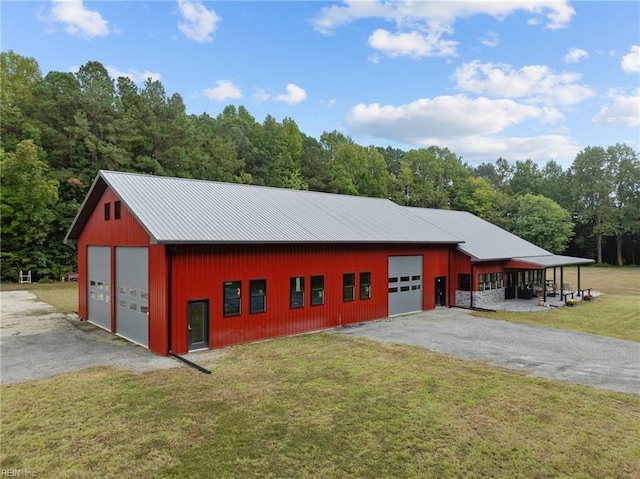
xmin=87 ymin=246 xmax=111 ymax=330
xmin=169 ymin=243 xmax=450 ymax=353
xmin=388 ymin=256 xmax=423 ymax=316
xmin=148 ymin=244 xmax=169 ymax=355
xmin=116 ymin=247 xmax=149 ymax=347
xmin=76 ymin=187 xmax=154 ymax=347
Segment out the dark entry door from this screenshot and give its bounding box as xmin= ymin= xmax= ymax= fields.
xmin=505 ymin=273 xmax=516 ymax=299
xmin=188 ymin=301 xmax=209 ymax=351
xmin=435 ymin=276 xmax=446 ymax=306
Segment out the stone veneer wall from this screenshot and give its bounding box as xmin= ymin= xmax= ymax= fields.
xmin=455 ymin=288 xmax=505 ymax=308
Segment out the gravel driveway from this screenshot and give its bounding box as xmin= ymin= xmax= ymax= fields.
xmin=0 ymin=291 xmax=186 ymax=385
xmin=339 ymin=308 xmax=640 ymax=395
xmin=2 ymin=292 xmax=638 ymax=394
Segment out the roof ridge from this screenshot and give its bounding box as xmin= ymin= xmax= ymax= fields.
xmin=100 ymin=170 xmax=397 ymax=204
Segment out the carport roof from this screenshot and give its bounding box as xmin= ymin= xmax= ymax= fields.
xmin=65 ymin=170 xmax=463 ymax=245
xmin=510 ymin=255 xmax=595 ymax=268
xmin=405 ymin=207 xmax=594 ymax=267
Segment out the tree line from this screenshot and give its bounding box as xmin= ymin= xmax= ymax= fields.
xmin=1 ymin=51 xmax=639 ymax=281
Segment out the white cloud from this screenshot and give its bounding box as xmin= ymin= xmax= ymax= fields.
xmin=255 ymin=84 xmax=307 ymax=104
xmin=312 ymin=1 xmax=574 ymax=58
xmin=346 ymin=96 xmax=579 ymax=163
xmin=621 ymin=45 xmax=640 ymax=73
xmin=592 ymin=90 xmax=640 ymax=127
xmin=177 ymin=0 xmax=220 ymax=42
xmin=450 ymin=135 xmax=580 ymax=164
xmin=39 ymin=0 xmax=109 ymax=39
xmin=564 ymin=47 xmax=588 ymax=64
xmin=106 ymin=66 xmax=161 ymax=84
xmin=204 ymin=80 xmax=242 ymax=101
xmin=454 ymin=61 xmax=595 ymax=105
xmin=346 ymin=95 xmax=559 ymax=143
xmin=480 ymin=31 xmax=499 ymax=48
xmin=274 ymin=84 xmax=308 ymax=104
xmin=368 ymin=29 xmax=457 ymax=58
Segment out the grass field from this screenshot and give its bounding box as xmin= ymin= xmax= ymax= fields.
xmin=2 ymin=334 xmax=639 ymax=479
xmin=0 ymin=281 xmax=78 ymax=314
xmin=1 ymin=268 xmax=639 ymax=477
xmin=471 ymin=266 xmax=640 ymax=342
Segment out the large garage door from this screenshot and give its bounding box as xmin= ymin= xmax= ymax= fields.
xmin=116 ymin=247 xmax=149 ymax=347
xmin=87 ymin=246 xmax=111 ymax=330
xmin=388 ymin=256 xmax=423 ymax=316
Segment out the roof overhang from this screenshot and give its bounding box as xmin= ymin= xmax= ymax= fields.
xmin=64 ymin=174 xmax=108 ymax=244
xmin=510 ymin=255 xmax=595 ymax=268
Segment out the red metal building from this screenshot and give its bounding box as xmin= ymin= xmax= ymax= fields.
xmin=65 ymin=171 xmax=592 ymax=356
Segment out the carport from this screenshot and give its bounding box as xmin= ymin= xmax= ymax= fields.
xmin=509 ymin=254 xmax=595 ymax=302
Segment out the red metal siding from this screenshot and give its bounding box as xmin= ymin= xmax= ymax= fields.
xmin=148 ymin=244 xmax=169 ymax=355
xmin=169 ymin=243 xmax=450 ymax=353
xmin=449 ymin=250 xmax=472 ymax=292
xmin=76 ymin=188 xmax=152 ymax=338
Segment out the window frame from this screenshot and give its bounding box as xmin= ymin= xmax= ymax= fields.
xmin=343 ymin=273 xmax=355 ymax=302
xmin=249 ymin=279 xmax=267 ymax=314
xmin=311 ymin=275 xmax=324 ymax=306
xmin=359 ymin=272 xmax=371 ymax=300
xmin=114 ymin=200 xmax=122 ymax=219
xmin=458 ymin=273 xmax=471 ymax=291
xmin=290 ymin=276 xmax=305 ymax=309
xmin=104 ymin=203 xmax=111 ymax=221
xmin=223 ymin=280 xmax=242 ymax=317
xmin=477 ymin=273 xmax=503 ymax=291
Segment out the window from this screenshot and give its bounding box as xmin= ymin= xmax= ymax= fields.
xmin=478 ymin=273 xmax=503 ymax=291
xmin=343 ymin=273 xmax=355 ymax=302
xmin=223 ymin=281 xmax=241 ymax=317
xmin=114 ymin=200 xmax=122 ymax=219
xmin=458 ymin=274 xmax=471 ymax=291
xmin=311 ymin=275 xmax=324 ymax=306
xmin=104 ymin=203 xmax=111 ymax=220
xmin=290 ymin=277 xmax=304 ymax=308
xmin=250 ymin=280 xmax=266 ymax=314
xmin=360 ymin=272 xmax=371 ymax=299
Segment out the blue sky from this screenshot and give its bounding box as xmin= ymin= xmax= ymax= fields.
xmin=2 ymin=0 xmax=639 ymax=167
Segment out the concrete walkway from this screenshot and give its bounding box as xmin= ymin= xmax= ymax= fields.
xmin=338 ymin=308 xmax=640 ymax=395
xmin=483 ymin=291 xmax=603 ymax=312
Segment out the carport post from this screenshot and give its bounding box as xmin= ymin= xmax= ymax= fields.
xmin=577 ymin=266 xmax=582 ymax=296
xmin=560 ymin=267 xmax=564 ymax=301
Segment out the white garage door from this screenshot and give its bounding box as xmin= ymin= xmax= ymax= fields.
xmin=388 ymin=256 xmax=423 ymax=316
xmin=87 ymin=246 xmax=112 ymax=331
xmin=115 ymin=247 xmax=149 ymax=347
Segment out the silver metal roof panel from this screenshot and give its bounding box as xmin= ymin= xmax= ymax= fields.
xmin=512 ymin=255 xmax=595 ymax=267
xmin=405 ymin=207 xmax=552 ymax=261
xmin=66 ymin=171 xmax=463 ymax=244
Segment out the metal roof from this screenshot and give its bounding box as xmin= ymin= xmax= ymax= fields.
xmin=511 ymin=255 xmax=594 ymax=268
xmin=405 ymin=207 xmax=594 ymax=266
xmin=65 ymin=171 xmax=462 ymax=245
xmin=64 ymin=171 xmax=595 ymax=267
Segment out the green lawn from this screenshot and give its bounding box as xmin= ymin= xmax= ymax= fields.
xmin=0 ymin=281 xmax=78 ymax=314
xmin=2 ymin=334 xmax=639 ymax=479
xmin=471 ymin=266 xmax=640 ymax=342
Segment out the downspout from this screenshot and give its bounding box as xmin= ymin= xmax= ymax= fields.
xmin=167 ymin=245 xmax=173 ymax=356
xmin=447 ymin=246 xmax=451 ymax=307
xmin=167 ymin=244 xmax=211 ymax=375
